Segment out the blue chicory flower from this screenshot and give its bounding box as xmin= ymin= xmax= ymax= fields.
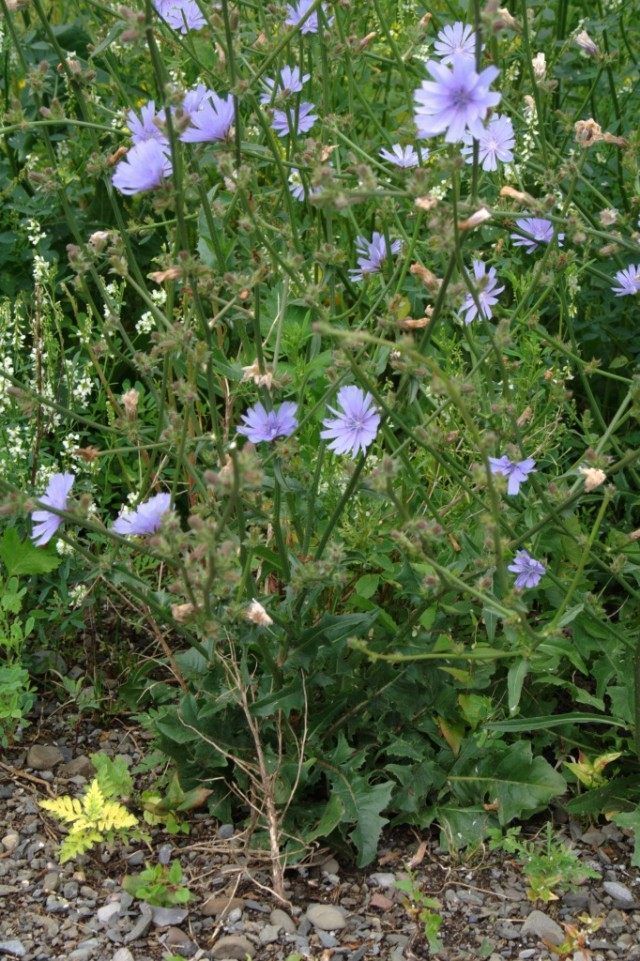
xmin=285 ymin=0 xmax=332 ymax=34
xmin=349 ymin=232 xmax=402 ymax=282
xmin=489 ymin=455 xmax=536 ymax=495
xmin=379 ymin=144 xmax=421 ymax=168
xmin=612 ymin=264 xmax=640 ymax=297
xmin=154 ymin=0 xmax=206 ymax=33
xmin=321 ymin=386 xmax=380 ymax=458
xmin=237 ymin=402 xmax=298 ymax=443
xmin=272 ymin=101 xmax=317 ymax=137
xmin=511 ymin=217 xmax=564 ymax=254
xmin=433 ymin=21 xmax=477 ymax=64
xmin=112 ymin=492 xmax=172 ymax=536
xmin=31 ymin=472 xmax=75 ymax=547
xmin=508 ymin=550 xmax=546 ymax=589
xmin=461 ymin=260 xmax=505 ymax=324
xmin=414 ymin=55 xmax=500 ymax=143
xmin=112 ymin=139 xmax=172 ymax=196
xmin=260 ymin=66 xmax=310 ymax=104
xmin=180 ymin=92 xmax=235 ymax=143
xmin=461 ymin=114 xmax=515 ymax=171
xmin=127 ymin=100 xmax=168 ymax=146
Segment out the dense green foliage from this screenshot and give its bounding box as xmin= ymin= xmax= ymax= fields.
xmin=2 ymin=0 xmax=640 ymax=878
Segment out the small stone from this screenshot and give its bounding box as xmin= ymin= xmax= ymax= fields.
xmin=321 ymin=857 xmax=340 ymax=875
xmin=165 ymin=926 xmax=196 ymax=954
xmin=1 ymin=833 xmax=19 ymax=854
xmin=26 ymin=744 xmax=63 ymax=771
xmin=157 ymin=843 xmax=173 ymax=865
xmin=63 ymin=881 xmax=79 ymax=899
xmin=111 ymin=951 xmax=134 ymax=961
xmin=123 ymin=904 xmax=153 ymax=943
xmin=151 ymin=905 xmax=188 ymax=927
xmin=97 ymin=903 xmax=121 ymax=925
xmin=318 ymin=931 xmax=339 ymax=948
xmin=211 ymin=934 xmax=254 ymax=959
xmin=603 ymin=881 xmax=634 ymax=904
xmin=226 ymin=907 xmax=242 ymax=924
xmin=68 ymin=939 xmax=100 ymax=961
xmin=0 ymin=942 xmax=26 ymax=958
xmin=42 ymin=871 xmax=60 ymax=893
xmin=370 ymin=892 xmax=394 ymax=912
xmin=521 ymin=910 xmax=564 ymax=946
xmin=0 ymin=886 xmax=19 ymax=897
xmin=270 ymin=909 xmax=296 ymax=934
xmin=126 ymin=851 xmax=145 ymax=867
xmin=605 ymin=908 xmax=627 ymax=934
xmin=217 ymin=823 xmax=235 ymax=840
xmin=306 ymin=902 xmax=347 ymax=931
xmin=59 ymin=756 xmax=93 ymax=779
xmin=259 ymin=924 xmax=281 ymax=944
xmin=201 ymin=895 xmax=245 ymax=919
xmin=369 ymin=872 xmax=396 ymax=889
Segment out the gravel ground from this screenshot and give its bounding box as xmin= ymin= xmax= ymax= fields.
xmin=2 ymin=708 xmax=640 ymax=961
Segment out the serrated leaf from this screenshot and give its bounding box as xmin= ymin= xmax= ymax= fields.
xmin=449 ymin=742 xmax=566 ymax=824
xmin=0 ymin=528 xmax=61 ymax=576
xmin=612 ymin=808 xmax=640 ymax=867
xmin=330 ymin=773 xmax=393 ymax=867
xmin=304 ymin=794 xmax=345 ymax=844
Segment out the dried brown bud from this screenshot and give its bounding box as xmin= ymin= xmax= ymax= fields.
xmin=458 ymin=207 xmax=491 ymax=231
xmin=579 ymin=466 xmax=606 ymax=492
xmin=410 ymin=262 xmax=441 ymax=292
xmin=171 ymin=603 xmax=196 ymax=623
xmin=414 ymin=195 xmax=439 ymax=212
xmin=245 ymin=599 xmax=273 ymax=626
xmin=122 ymin=388 xmax=139 ymax=419
xmin=500 ymin=185 xmax=536 ymax=206
xmin=516 ymin=406 xmax=533 ymax=427
xmin=75 ymin=446 xmax=101 ymax=462
xmin=148 ymin=267 xmax=182 ymax=283
xmin=107 ymin=145 xmax=128 ymax=166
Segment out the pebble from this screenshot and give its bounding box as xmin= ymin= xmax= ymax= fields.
xmin=150 ymin=905 xmax=188 ymax=927
xmin=306 ymin=902 xmax=348 ymax=931
xmin=217 ymin=823 xmax=235 ymax=840
xmin=258 ymin=924 xmax=280 ymax=944
xmin=1 ymin=833 xmax=19 ymax=854
xmin=201 ymin=895 xmax=245 ymax=919
xmin=165 ymin=926 xmax=197 ymax=954
xmin=369 ymin=872 xmax=396 ymax=889
xmin=270 ymin=908 xmax=296 ymax=934
xmin=211 ymin=934 xmax=255 ymax=959
xmin=322 ymin=857 xmax=340 ymax=874
xmin=157 ymin=843 xmax=173 ymax=865
xmin=97 ymin=903 xmax=121 ymax=925
xmin=26 ymin=744 xmax=63 ymax=771
xmin=42 ymin=871 xmax=60 ymax=893
xmin=59 ymin=755 xmax=93 ymax=779
xmin=521 ymin=910 xmax=564 ymax=946
xmin=68 ymin=939 xmax=101 ymax=961
xmin=123 ymin=905 xmax=153 ymax=943
xmin=0 ymin=942 xmax=26 ymax=958
xmin=111 ymin=951 xmax=134 ymax=961
xmin=603 ymin=880 xmax=635 ymax=904
xmin=318 ymin=930 xmax=339 ymax=948
xmin=126 ymin=851 xmax=145 ymax=867
xmin=605 ymin=908 xmax=627 ymax=934
xmin=63 ymin=881 xmax=79 ymax=899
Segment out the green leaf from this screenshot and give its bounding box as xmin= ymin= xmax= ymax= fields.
xmin=329 ymin=773 xmax=394 ymax=867
xmin=449 ymin=742 xmax=566 ymax=824
xmin=304 ymin=794 xmax=345 ymax=844
xmin=354 ymin=574 xmax=379 ymax=599
xmin=0 ymin=528 xmax=61 ymax=576
xmin=507 ymin=659 xmax=528 ymax=715
xmin=486 ymin=713 xmax=628 ymax=733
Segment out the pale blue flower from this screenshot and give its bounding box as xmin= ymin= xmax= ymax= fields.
xmin=321 ymin=386 xmax=380 ymax=458
xmin=237 ymin=402 xmax=298 ymax=443
xmin=112 ymin=140 xmax=172 ymax=195
xmin=489 ymin=455 xmax=536 ymax=495
xmin=113 ymin=492 xmax=172 ymax=536
xmin=414 ymin=56 xmax=500 ymax=143
xmin=379 ymin=144 xmax=421 ymax=168
xmin=31 ymin=473 xmax=75 ymax=547
xmin=508 ymin=550 xmax=546 ymax=589
xmin=461 ymin=260 xmax=505 ymax=324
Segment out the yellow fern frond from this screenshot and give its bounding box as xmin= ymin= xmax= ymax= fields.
xmin=97 ymin=800 xmax=138 ymax=833
xmin=59 ymin=830 xmax=103 ymax=864
xmin=40 ymin=795 xmax=84 ymax=824
xmin=82 ymin=779 xmax=106 ymax=819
